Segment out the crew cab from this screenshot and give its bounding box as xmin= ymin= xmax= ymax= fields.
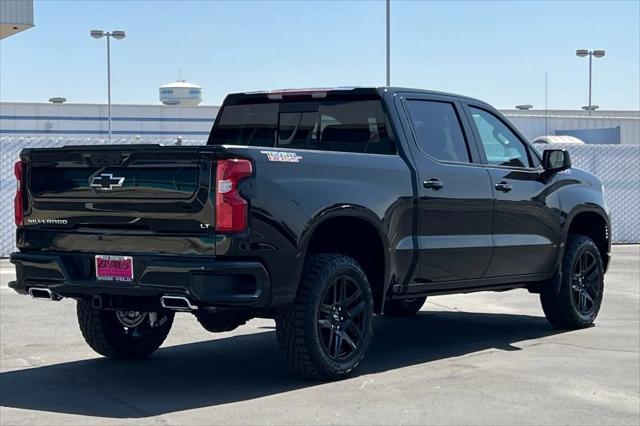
xmin=10 ymin=87 xmax=611 ymax=380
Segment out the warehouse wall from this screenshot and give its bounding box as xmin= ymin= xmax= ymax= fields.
xmin=0 ymin=103 xmax=218 ymax=139
xmin=505 ymin=113 xmax=640 ymax=145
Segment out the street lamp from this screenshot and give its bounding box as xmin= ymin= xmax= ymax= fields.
xmin=386 ymin=0 xmax=390 ymax=86
xmin=576 ymin=49 xmax=605 ymax=116
xmin=90 ymin=29 xmax=126 ymax=138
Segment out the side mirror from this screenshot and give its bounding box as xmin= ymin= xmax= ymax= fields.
xmin=543 ymin=149 xmax=571 ymax=172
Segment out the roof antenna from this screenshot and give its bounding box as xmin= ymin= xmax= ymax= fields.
xmin=545 ymin=71 xmax=549 ymax=136
xmin=177 ymin=68 xmax=183 ymax=82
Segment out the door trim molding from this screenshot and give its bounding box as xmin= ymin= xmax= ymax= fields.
xmin=396 ymin=234 xmax=552 ymax=250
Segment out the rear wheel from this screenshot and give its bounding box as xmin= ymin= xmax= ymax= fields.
xmin=383 ymin=297 xmax=427 ymax=316
xmin=276 ymin=254 xmax=373 ymax=380
xmin=540 ymin=235 xmax=604 ymax=329
xmin=77 ymin=300 xmax=174 ymax=359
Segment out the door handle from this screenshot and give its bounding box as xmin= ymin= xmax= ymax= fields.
xmin=495 ymin=182 xmax=513 ymax=192
xmin=423 ymin=179 xmax=444 ymax=190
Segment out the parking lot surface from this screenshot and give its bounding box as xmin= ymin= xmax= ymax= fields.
xmin=1 ymin=245 xmax=638 ymax=425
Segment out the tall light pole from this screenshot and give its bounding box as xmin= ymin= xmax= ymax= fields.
xmin=386 ymin=0 xmax=390 ymax=86
xmin=576 ymin=49 xmax=605 ymax=116
xmin=91 ymin=30 xmax=126 ymax=138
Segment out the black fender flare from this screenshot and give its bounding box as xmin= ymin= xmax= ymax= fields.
xmin=548 ymin=204 xmax=610 ymax=295
xmin=297 ymin=204 xmax=391 ymax=310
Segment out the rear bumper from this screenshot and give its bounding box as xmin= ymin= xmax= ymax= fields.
xmin=9 ymin=251 xmax=271 ymax=309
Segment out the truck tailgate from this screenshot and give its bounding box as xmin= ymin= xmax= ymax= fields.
xmin=19 ymin=145 xmax=217 ymax=255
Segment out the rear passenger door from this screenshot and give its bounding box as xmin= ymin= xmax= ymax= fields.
xmin=399 ymin=94 xmax=494 ymax=282
xmin=463 ymin=103 xmax=560 ymax=277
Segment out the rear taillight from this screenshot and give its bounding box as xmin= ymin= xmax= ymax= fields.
xmin=215 ymin=159 xmax=253 ymax=233
xmin=14 ymin=160 xmax=24 ymax=226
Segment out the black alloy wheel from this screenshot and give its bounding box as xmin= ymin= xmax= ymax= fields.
xmin=276 ymin=254 xmax=373 ymax=380
xmin=571 ymin=250 xmax=602 ymax=316
xmin=317 ymin=276 xmax=367 ymax=361
xmin=540 ymin=234 xmax=605 ymax=329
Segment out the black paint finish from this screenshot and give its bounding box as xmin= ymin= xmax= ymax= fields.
xmin=395 ymin=93 xmax=494 ymax=282
xmin=10 ymin=88 xmax=611 ymax=315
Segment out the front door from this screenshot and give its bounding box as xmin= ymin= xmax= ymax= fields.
xmin=400 ymin=95 xmax=494 ymax=283
xmin=464 ymin=104 xmax=561 ymax=277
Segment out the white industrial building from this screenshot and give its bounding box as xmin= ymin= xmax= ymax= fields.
xmin=1 ymin=102 xmax=638 ymax=144
xmin=0 ymin=0 xmax=33 ymax=39
xmin=0 ymin=102 xmax=218 ymax=139
xmin=502 ymin=109 xmax=640 ymax=145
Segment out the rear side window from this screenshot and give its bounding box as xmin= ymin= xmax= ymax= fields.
xmin=405 ymin=100 xmax=471 ymax=163
xmin=211 ymin=104 xmax=278 ymax=147
xmin=211 ymin=100 xmax=395 ymax=155
xmin=469 ymin=107 xmax=532 ymax=168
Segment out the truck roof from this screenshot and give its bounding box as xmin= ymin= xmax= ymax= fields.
xmin=224 ymin=87 xmax=489 ymax=106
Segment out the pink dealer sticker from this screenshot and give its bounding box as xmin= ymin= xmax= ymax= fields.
xmin=95 ymin=255 xmax=134 ymax=282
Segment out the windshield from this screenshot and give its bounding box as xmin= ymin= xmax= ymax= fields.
xmin=209 ymin=99 xmax=395 ymax=155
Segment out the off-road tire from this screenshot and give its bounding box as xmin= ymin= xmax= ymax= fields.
xmin=540 ymin=235 xmax=605 ymax=329
xmin=276 ymin=254 xmax=374 ymax=380
xmin=77 ymin=300 xmax=174 ymax=359
xmin=383 ymin=297 xmax=427 ymax=316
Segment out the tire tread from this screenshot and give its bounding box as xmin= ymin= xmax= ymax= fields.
xmin=77 ymin=300 xmax=173 ymax=359
xmin=540 ymin=235 xmax=604 ymax=329
xmin=276 ymin=254 xmax=373 ymax=380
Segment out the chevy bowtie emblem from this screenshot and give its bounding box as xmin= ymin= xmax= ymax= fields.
xmin=90 ymin=173 xmax=125 ymax=191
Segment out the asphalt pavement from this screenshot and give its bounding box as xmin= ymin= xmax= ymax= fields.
xmin=1 ymin=245 xmax=638 ymax=425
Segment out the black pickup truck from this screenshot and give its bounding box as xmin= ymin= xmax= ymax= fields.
xmin=10 ymin=87 xmax=610 ymax=380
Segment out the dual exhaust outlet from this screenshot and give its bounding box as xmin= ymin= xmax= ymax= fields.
xmin=160 ymin=295 xmax=198 ymax=312
xmin=28 ymin=287 xmax=63 ymax=301
xmin=28 ymin=287 xmax=197 ymax=312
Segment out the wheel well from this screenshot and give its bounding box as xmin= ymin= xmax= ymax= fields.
xmin=306 ymin=217 xmax=386 ymax=314
xmin=567 ymin=212 xmax=610 ymax=270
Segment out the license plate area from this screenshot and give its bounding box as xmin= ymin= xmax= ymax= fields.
xmin=95 ymin=255 xmax=133 ymax=282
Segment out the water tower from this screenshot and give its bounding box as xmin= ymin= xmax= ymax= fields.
xmin=159 ymin=80 xmax=203 ymax=106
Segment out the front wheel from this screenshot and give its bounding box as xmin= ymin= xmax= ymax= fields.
xmin=540 ymin=235 xmax=605 ymax=329
xmin=276 ymin=254 xmax=373 ymax=380
xmin=77 ymin=300 xmax=174 ymax=359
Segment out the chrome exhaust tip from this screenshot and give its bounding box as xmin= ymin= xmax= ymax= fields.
xmin=160 ymin=295 xmax=198 ymax=312
xmin=28 ymin=287 xmax=62 ymax=301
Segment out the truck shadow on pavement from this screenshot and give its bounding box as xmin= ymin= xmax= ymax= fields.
xmin=0 ymin=310 xmax=561 ymax=418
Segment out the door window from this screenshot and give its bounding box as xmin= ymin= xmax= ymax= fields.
xmin=469 ymin=107 xmax=531 ymax=168
xmin=405 ymin=100 xmax=471 ymax=163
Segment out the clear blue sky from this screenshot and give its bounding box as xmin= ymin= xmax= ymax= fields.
xmin=1 ymin=0 xmax=639 ymax=109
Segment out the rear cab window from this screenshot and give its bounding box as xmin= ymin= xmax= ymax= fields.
xmin=209 ymin=91 xmax=396 ymax=155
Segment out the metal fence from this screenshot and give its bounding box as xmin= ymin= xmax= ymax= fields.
xmin=1 ymin=137 xmax=639 ymax=256
xmin=541 ymin=143 xmax=640 ymax=244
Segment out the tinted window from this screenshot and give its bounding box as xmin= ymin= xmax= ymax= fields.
xmin=211 ymin=104 xmax=278 ymax=147
xmin=211 ymin=100 xmax=394 ymax=155
xmin=405 ymin=100 xmax=470 ymax=163
xmin=277 ymin=111 xmax=317 ymax=149
xmin=469 ymin=107 xmax=531 ymax=168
